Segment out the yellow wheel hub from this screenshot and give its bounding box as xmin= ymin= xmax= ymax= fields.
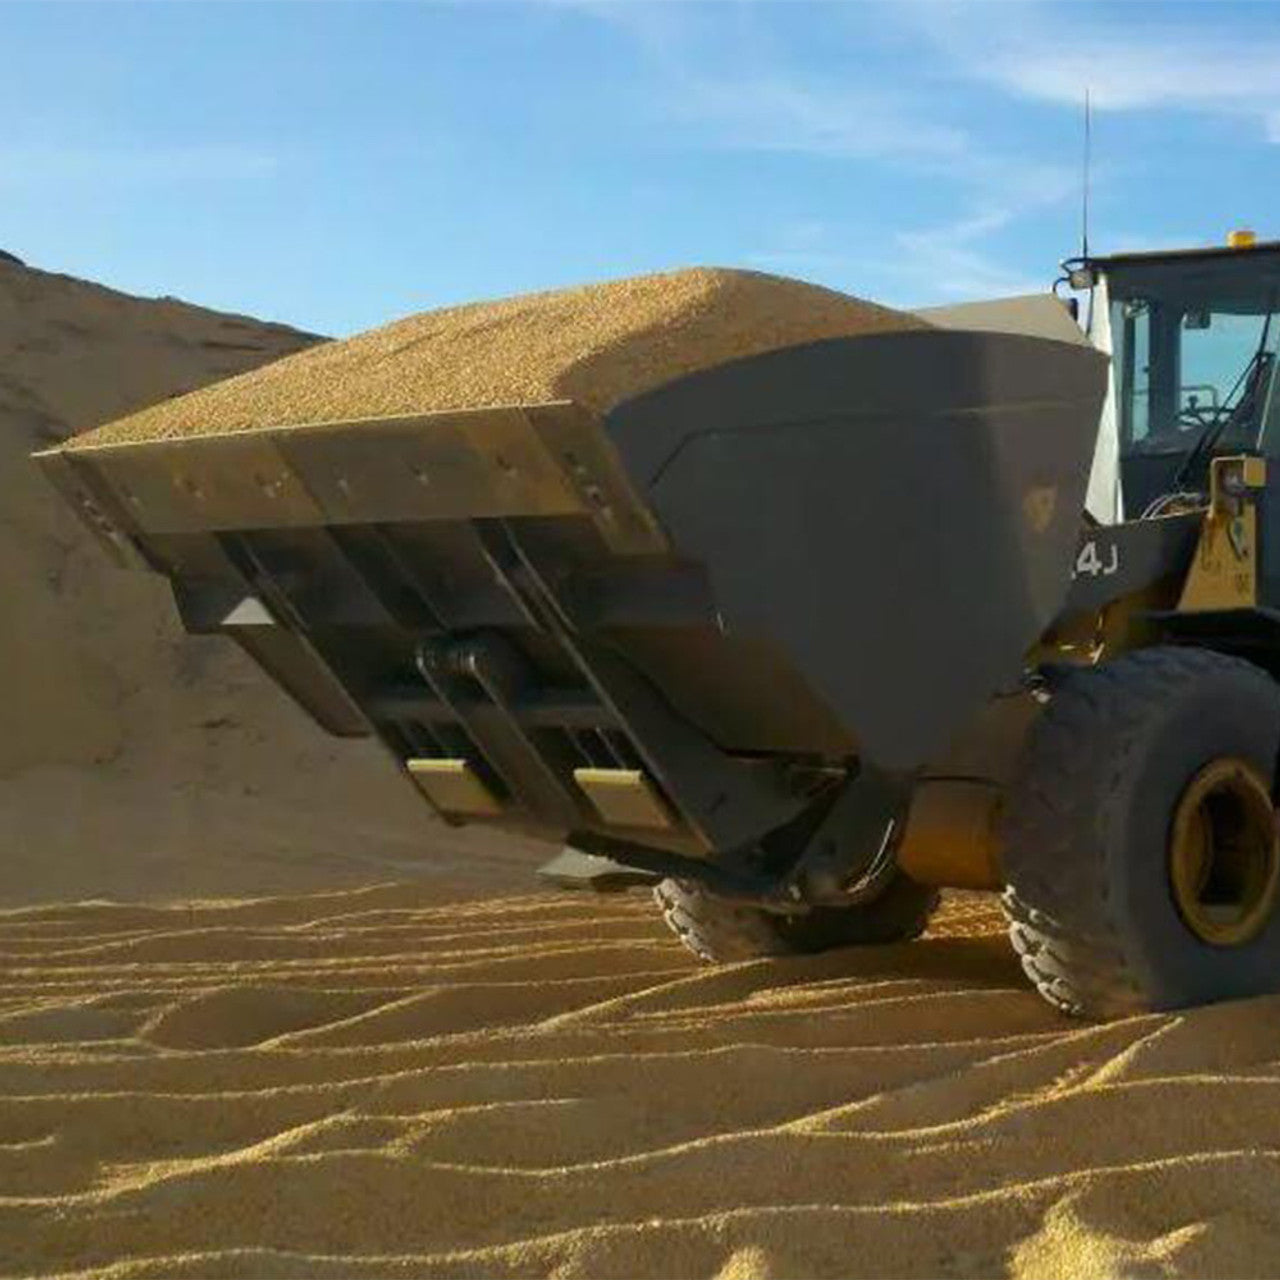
xmin=1169 ymin=758 xmax=1280 ymax=947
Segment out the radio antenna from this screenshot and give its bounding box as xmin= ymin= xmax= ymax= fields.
xmin=1081 ymin=87 xmax=1092 ymax=262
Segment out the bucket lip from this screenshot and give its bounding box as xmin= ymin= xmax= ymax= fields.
xmin=38 ymin=396 xmax=666 ymax=554
xmin=48 ymin=398 xmax=585 ymax=459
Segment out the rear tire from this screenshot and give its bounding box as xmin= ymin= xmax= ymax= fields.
xmin=654 ymin=871 xmax=939 ymax=963
xmin=1002 ymin=647 xmax=1280 ymax=1018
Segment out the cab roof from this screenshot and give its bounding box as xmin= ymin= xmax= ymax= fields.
xmin=1084 ymin=240 xmax=1280 ymax=271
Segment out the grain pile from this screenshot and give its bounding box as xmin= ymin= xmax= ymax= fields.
xmin=0 ymin=256 xmax=543 ymax=903
xmin=3 ymin=889 xmax=1279 ymax=1280
xmin=69 ymin=268 xmax=927 ymax=447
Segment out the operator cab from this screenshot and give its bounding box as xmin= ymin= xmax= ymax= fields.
xmin=1078 ymin=238 xmax=1280 ymax=518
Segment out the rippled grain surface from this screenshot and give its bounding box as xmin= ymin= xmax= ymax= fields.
xmin=2 ymin=888 xmax=1279 ymax=1279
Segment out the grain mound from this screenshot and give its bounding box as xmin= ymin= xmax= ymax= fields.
xmin=70 ymin=268 xmax=927 ymax=447
xmin=1 ymin=256 xmax=544 ymax=904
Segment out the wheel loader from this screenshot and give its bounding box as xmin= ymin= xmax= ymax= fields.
xmin=36 ymin=235 xmax=1280 ymax=1018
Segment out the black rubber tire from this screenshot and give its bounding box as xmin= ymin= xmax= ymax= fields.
xmin=654 ymin=871 xmax=939 ymax=963
xmin=1002 ymin=646 xmax=1280 ymax=1018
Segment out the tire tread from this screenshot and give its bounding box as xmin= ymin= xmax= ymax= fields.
xmin=1003 ymin=647 xmax=1274 ymax=1017
xmin=654 ymin=874 xmax=939 ymax=963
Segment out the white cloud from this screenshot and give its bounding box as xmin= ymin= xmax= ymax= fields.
xmin=749 ymin=200 xmax=1059 ymax=307
xmin=671 ymin=73 xmax=969 ymax=159
xmin=566 ymin=0 xmax=1082 ymax=303
xmin=904 ymin=1 xmax=1280 ymax=140
xmin=892 ymin=208 xmax=1054 ymax=301
xmin=557 ymin=0 xmax=969 ymax=159
xmin=987 ymin=39 xmax=1280 ymax=120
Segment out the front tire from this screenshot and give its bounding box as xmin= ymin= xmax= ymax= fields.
xmin=1003 ymin=647 xmax=1280 ymax=1018
xmin=654 ymin=871 xmax=939 ymax=963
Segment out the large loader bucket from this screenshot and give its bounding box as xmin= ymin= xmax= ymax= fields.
xmin=39 ymin=321 xmax=1107 ymax=859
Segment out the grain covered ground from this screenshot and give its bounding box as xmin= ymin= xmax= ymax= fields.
xmin=4 ymin=889 xmax=1280 ymax=1280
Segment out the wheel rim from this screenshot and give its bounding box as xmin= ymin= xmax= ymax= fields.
xmin=1168 ymin=758 xmax=1280 ymax=947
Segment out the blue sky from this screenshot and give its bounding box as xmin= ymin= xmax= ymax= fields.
xmin=4 ymin=0 xmax=1280 ymax=336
